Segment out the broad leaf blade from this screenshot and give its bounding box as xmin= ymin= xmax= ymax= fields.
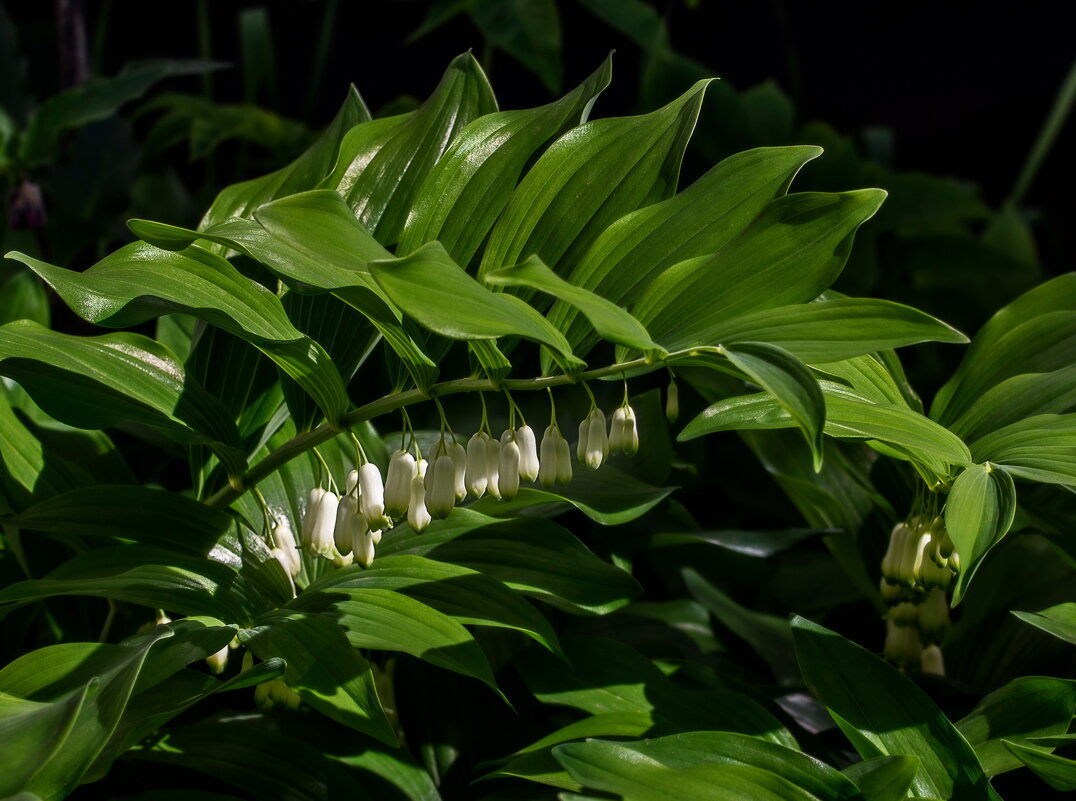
xmin=944 ymin=463 xmax=1017 ymax=604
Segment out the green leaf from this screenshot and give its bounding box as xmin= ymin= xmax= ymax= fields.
xmin=378 ymin=510 xmax=641 ymax=615
xmin=791 ymin=616 xmax=989 ymax=800
xmin=518 ymin=635 xmax=795 ymax=748
xmin=239 ymin=610 xmax=397 ymax=746
xmin=484 ymin=256 xmax=663 ymax=354
xmin=0 ymin=627 xmax=172 ymax=800
xmin=723 ymin=342 xmax=826 ymax=470
xmin=322 ymin=52 xmax=498 ymax=246
xmin=478 ymin=79 xmax=711 ymax=278
xmin=633 ymin=190 xmax=886 ymax=351
xmin=1002 ymin=740 xmax=1076 ymax=791
xmin=944 ymin=463 xmax=1017 ymax=604
xmin=0 ymin=269 xmax=50 ymax=327
xmin=0 ymin=546 xmax=254 ymax=623
xmin=468 ymin=462 xmax=674 ymax=525
xmin=700 ymin=299 xmax=968 ymax=364
xmin=200 ymin=85 xmax=370 ymax=230
xmin=969 ymin=414 xmax=1076 ymax=486
xmin=0 ymin=390 xmax=91 ymax=507
xmin=6 ymin=244 xmax=349 ymax=424
xmin=292 ymin=588 xmax=503 ymax=696
xmin=555 ymin=732 xmax=861 ymax=801
xmin=956 ymin=676 xmax=1076 ymax=776
xmin=550 ymin=145 xmax=821 ymax=360
xmin=0 ymin=321 xmax=246 ymax=476
xmin=306 ymin=554 xmax=560 ymax=655
xmin=1012 ymin=602 xmax=1076 ymax=645
xmin=401 ymin=57 xmax=612 ymax=264
xmin=369 ymin=242 xmax=582 ymax=369
xmin=471 ymin=0 xmax=562 ymax=92
xmin=948 ymin=366 xmax=1076 ymax=443
xmin=19 ymin=60 xmax=220 ymax=166
xmin=842 ymin=756 xmax=919 ymax=801
xmin=553 ymin=743 xmax=825 ymax=801
xmin=13 ymin=485 xmax=232 ymax=555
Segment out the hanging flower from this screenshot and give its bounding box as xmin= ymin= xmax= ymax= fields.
xmin=358 ymin=463 xmax=391 ymax=529
xmin=516 ymin=424 xmax=540 ymax=482
xmin=485 ymin=435 xmax=502 ymax=500
xmin=499 ymin=429 xmax=521 ymax=499
xmin=426 ymin=454 xmax=457 ymax=519
xmin=609 ymin=405 xmax=639 ymax=456
xmin=447 ymin=440 xmax=468 ymax=500
xmin=270 ymin=518 xmax=301 ymax=578
xmin=585 ymin=408 xmax=608 ymax=470
xmin=408 ymin=458 xmax=432 ymax=532
xmin=539 ymin=426 xmax=560 ymax=488
xmin=384 ymin=450 xmax=416 ymax=518
xmin=302 ymin=488 xmax=339 ymax=559
xmin=466 ymin=432 xmax=490 ymax=498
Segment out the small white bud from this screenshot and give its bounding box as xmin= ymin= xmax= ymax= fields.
xmin=352 ymin=514 xmax=376 ymax=568
xmin=358 ymin=463 xmax=391 ymax=529
xmin=577 ymin=418 xmax=589 ymax=462
xmin=206 ymin=644 xmax=229 ymax=674
xmin=408 ymin=459 xmax=432 ymax=533
xmin=880 ymin=522 xmax=906 ymax=580
xmin=883 ymin=619 xmax=923 ymax=667
xmin=485 ymin=436 xmax=502 ymax=499
xmin=888 ymin=601 xmax=919 ymax=626
xmin=556 ymin=436 xmax=573 ymax=485
xmin=384 ymin=450 xmax=416 ymax=518
xmin=516 ymin=425 xmax=540 ymax=482
xmin=427 ymin=456 xmax=456 ymax=519
xmin=270 ymin=547 xmax=297 ymax=597
xmin=879 ymin=576 xmax=902 ymax=604
xmin=300 ymin=487 xmax=323 ymax=549
xmin=447 ymin=441 xmax=468 ymax=501
xmin=609 ymin=406 xmax=628 ymax=454
xmin=255 ymin=678 xmax=301 ymax=711
xmin=585 ymin=409 xmax=608 ymax=470
xmin=345 ymin=469 xmax=359 ymax=495
xmin=305 ymin=489 xmax=339 ymax=559
xmin=334 ymin=494 xmax=357 ymax=556
xmin=917 ymin=589 xmax=950 ymax=640
xmin=499 ymin=434 xmax=521 ymax=500
xmin=920 ymin=644 xmax=945 ymax=676
xmin=466 ymin=433 xmax=490 ymax=497
xmin=270 ymin=518 xmax=301 ymax=578
xmin=539 ymin=426 xmax=559 ymax=488
xmin=621 ymin=406 xmax=638 ymax=456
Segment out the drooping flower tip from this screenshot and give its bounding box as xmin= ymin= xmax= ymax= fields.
xmin=359 ymin=463 xmax=391 ymax=529
xmin=384 ymin=450 xmax=416 ymax=518
xmin=516 ymin=424 xmax=540 ymax=482
xmin=408 ymin=459 xmax=432 ymax=533
xmin=499 ymin=430 xmax=521 ymax=500
xmin=609 ymin=405 xmax=639 ymax=456
xmin=466 ymin=432 xmax=490 ymax=498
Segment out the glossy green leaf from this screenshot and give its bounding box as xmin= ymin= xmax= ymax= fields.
xmin=0 ymin=269 xmax=49 ymax=327
xmin=944 ymin=463 xmax=1017 ymax=604
xmin=956 ymin=676 xmax=1076 ymax=775
xmin=14 ymin=485 xmax=232 ymax=555
xmin=322 ymin=52 xmax=498 ymax=246
xmin=19 ymin=60 xmax=219 ymax=167
xmin=948 ymin=366 xmax=1076 ymax=443
xmin=0 ymin=321 xmax=246 ymax=475
xmin=1002 ymin=741 xmax=1076 ymax=791
xmin=292 ymin=588 xmax=502 ymax=695
xmin=556 ymin=732 xmax=861 ymax=800
xmin=484 ymin=256 xmax=663 ymax=354
xmin=1012 ymin=602 xmax=1076 ymax=645
xmin=699 ymin=299 xmax=968 ymax=364
xmin=553 ymin=743 xmax=824 ymax=801
xmin=239 ymin=610 xmax=397 ymax=746
xmin=0 ymin=546 xmax=253 ymax=623
xmin=478 ymin=80 xmax=711 ymax=278
xmin=369 ymin=242 xmax=582 ymax=369
xmin=633 ymin=190 xmax=886 ymax=351
xmin=969 ymin=414 xmax=1076 ymax=486
xmin=401 ymin=57 xmax=611 ymax=263
xmin=468 ymin=463 xmax=674 ymax=525
xmin=723 ymin=342 xmax=826 ymax=470
xmin=813 ymin=354 xmax=910 ymax=406
xmin=6 ymin=244 xmax=349 ymax=424
xmin=306 ymin=554 xmax=560 ymax=655
xmin=518 ymin=635 xmax=795 ymax=748
xmin=200 ymin=85 xmax=370 ymax=230
xmin=791 ymin=616 xmax=989 ymax=800
xmin=550 ymin=146 xmax=821 ymax=360
xmin=0 ymin=627 xmax=171 ymax=800
xmin=842 ymin=756 xmax=919 ymax=801
xmin=378 ymin=511 xmax=641 ymax=615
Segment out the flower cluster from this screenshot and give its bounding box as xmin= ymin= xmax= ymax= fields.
xmin=282 ymin=400 xmax=639 ymax=573
xmin=879 ymin=515 xmax=959 ymax=674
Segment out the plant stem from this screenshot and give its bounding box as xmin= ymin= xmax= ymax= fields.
xmin=204 ymin=353 xmax=675 ymax=509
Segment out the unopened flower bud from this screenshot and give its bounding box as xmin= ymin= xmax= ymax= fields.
xmin=879 ymin=576 xmax=903 ymax=604
xmin=881 ymin=522 xmax=906 ymax=581
xmin=270 ymin=519 xmax=301 ymax=578
xmin=883 ymin=619 xmax=923 ymax=667
xmin=352 ymin=514 xmax=376 ymax=568
xmin=485 ymin=436 xmax=502 ymax=499
xmin=345 ymin=469 xmax=359 ymax=495
xmin=270 ymin=547 xmax=297 ymax=596
xmin=556 ymin=436 xmax=573 ymax=485
xmin=609 ymin=405 xmax=639 ymax=456
xmin=206 ymin=644 xmax=229 ymax=674
xmin=920 ymin=644 xmax=945 ymax=676
xmin=427 ymin=456 xmax=456 ymax=519
xmin=466 ymin=432 xmax=490 ymax=497
xmin=499 ymin=431 xmax=521 ymax=500
xmin=255 ymin=677 xmax=302 ymax=711
xmin=384 ymin=450 xmax=415 ymax=518
xmin=304 ymin=489 xmax=339 ymax=559
xmin=917 ymin=589 xmax=950 ymax=640
xmin=334 ymin=494 xmax=357 ymax=557
xmin=577 ymin=418 xmax=589 ymax=462
xmin=889 ymin=601 xmax=919 ymax=626
xmin=359 ymin=463 xmax=391 ymax=529
xmin=408 ymin=459 xmax=432 ymax=533
xmin=447 ymin=441 xmax=468 ymax=500
xmin=539 ymin=426 xmax=559 ymax=488
xmin=516 ymin=425 xmax=540 ymax=482
xmin=585 ymin=409 xmax=608 ymax=470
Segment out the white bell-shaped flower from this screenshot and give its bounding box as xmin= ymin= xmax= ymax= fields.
xmin=585 ymin=409 xmax=608 ymax=470
xmin=305 ymin=489 xmax=339 ymax=559
xmin=351 ymin=513 xmax=376 ymax=568
xmin=539 ymin=426 xmax=559 ymax=488
xmin=345 ymin=469 xmax=359 ymax=495
xmin=516 ymin=425 xmax=540 ymax=482
xmin=408 ymin=459 xmax=432 ymax=532
xmin=917 ymin=589 xmax=950 ymax=640
xmin=485 ymin=436 xmax=502 ymax=499
xmin=270 ymin=547 xmax=297 ymax=597
xmin=334 ymin=494 xmax=358 ymax=556
xmin=499 ymin=431 xmax=521 ymax=500
xmin=618 ymin=406 xmax=639 ymax=456
xmin=576 ymin=418 xmax=589 ymax=462
xmin=609 ymin=406 xmax=628 ymax=454
xmin=427 ymin=455 xmax=457 ymax=519
xmin=556 ymin=436 xmax=573 ymax=485
xmin=384 ymin=450 xmax=416 ymax=518
xmin=270 ymin=518 xmax=301 ymax=578
xmin=920 ymin=644 xmax=945 ymax=676
xmin=358 ymin=463 xmax=391 ymax=529
xmin=300 ymin=487 xmax=323 ymax=550
xmin=466 ymin=432 xmax=490 ymax=497
xmin=206 ymin=644 xmax=229 ymax=674
xmin=447 ymin=441 xmax=468 ymax=500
